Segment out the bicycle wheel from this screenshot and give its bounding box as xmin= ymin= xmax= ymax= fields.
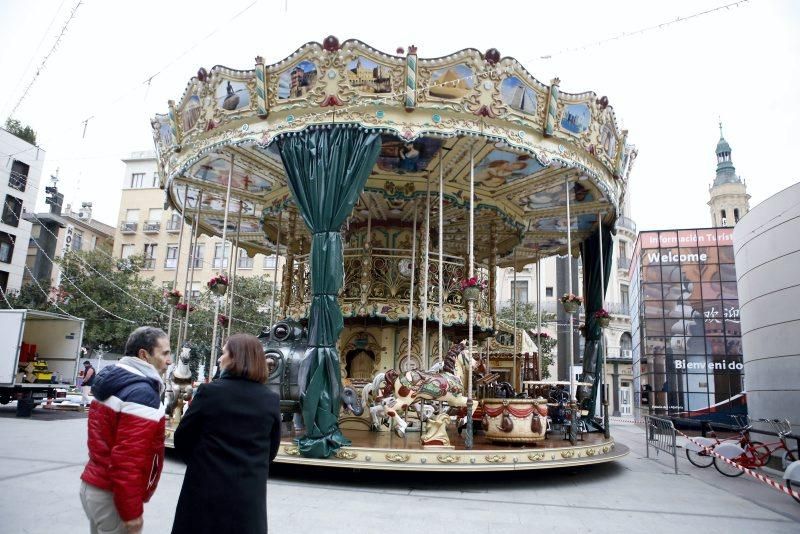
xmin=686 ymin=447 xmax=714 ymax=468
xmin=787 ymin=479 xmax=800 ymax=505
xmin=714 ymin=441 xmax=763 ymax=477
xmin=749 ymin=442 xmax=771 ymax=468
xmin=783 ymin=449 xmax=798 ymax=471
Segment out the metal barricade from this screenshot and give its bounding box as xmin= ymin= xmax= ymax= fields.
xmin=644 ymin=415 xmax=678 ymax=474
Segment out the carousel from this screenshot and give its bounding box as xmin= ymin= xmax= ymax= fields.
xmin=154 ymin=37 xmax=634 ymax=471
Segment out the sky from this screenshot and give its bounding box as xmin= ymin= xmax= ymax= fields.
xmin=0 ymin=0 xmax=798 ymax=231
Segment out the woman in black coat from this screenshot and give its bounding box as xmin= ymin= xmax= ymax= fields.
xmin=172 ymin=334 xmax=282 ymax=534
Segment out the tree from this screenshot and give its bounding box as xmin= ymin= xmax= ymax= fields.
xmin=497 ymin=302 xmax=556 ymax=379
xmin=4 ymin=118 xmax=37 ymax=146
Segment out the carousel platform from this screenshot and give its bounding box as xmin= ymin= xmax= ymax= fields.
xmin=272 ymin=427 xmax=627 ymax=472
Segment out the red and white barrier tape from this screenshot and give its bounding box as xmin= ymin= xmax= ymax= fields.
xmin=610 ymin=416 xmax=646 ymax=424
xmin=674 ymin=427 xmax=800 ymax=501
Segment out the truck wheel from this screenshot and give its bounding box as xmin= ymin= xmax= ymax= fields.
xmin=16 ymin=396 xmax=35 ymax=417
xmin=0 ymin=395 xmax=9 ymax=405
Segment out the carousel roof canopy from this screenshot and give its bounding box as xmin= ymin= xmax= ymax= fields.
xmin=151 ymin=37 xmax=635 ymax=268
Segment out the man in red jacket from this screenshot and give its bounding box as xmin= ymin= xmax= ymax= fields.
xmin=80 ymin=327 xmax=171 ymax=534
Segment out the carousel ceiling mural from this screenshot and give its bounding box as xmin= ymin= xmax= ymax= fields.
xmin=152 ymin=37 xmax=636 ymax=267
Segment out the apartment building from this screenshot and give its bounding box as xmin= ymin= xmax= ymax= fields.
xmin=23 ymin=200 xmax=115 ymax=288
xmin=113 ymin=152 xmax=282 ymax=300
xmin=0 ymin=127 xmax=45 ymax=293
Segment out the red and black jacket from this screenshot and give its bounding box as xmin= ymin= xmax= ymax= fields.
xmin=80 ymin=357 xmax=165 ymax=522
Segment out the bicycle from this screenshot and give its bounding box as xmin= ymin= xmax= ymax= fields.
xmin=713 ymin=418 xmax=798 ymax=477
xmin=685 ymin=415 xmax=748 ymax=469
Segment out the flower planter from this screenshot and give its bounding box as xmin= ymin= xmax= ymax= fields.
xmin=462 ymin=286 xmax=480 ymax=303
xmin=481 ymin=398 xmax=549 ymax=443
xmin=167 ymin=295 xmax=180 ymax=306
xmin=210 ymin=283 xmax=228 ymax=296
xmin=562 ymin=300 xmax=580 ymax=314
xmin=597 ymin=316 xmax=610 ymax=328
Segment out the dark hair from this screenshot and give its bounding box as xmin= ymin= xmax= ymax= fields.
xmin=124 ymin=326 xmax=168 ymax=358
xmin=224 ymin=334 xmax=267 ymax=383
xmin=83 ymin=360 xmax=91 ymax=365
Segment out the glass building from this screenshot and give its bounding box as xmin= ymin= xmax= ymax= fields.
xmin=631 ymin=227 xmax=745 ymax=422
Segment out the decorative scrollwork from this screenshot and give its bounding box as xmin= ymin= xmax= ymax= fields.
xmin=560 ymin=450 xmax=575 ymax=459
xmin=528 ymin=452 xmax=545 ymax=462
xmin=385 ymin=453 xmax=411 ymax=463
xmin=585 ymin=448 xmax=596 ymax=456
xmin=485 ymin=455 xmax=506 ymax=463
xmin=603 ymin=445 xmax=610 ymax=453
xmin=436 ymin=455 xmax=461 ymax=464
xmin=283 ymin=446 xmax=300 ymax=456
xmin=334 ymin=450 xmax=358 ymax=460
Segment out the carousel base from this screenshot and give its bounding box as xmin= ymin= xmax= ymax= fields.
xmin=273 ymin=427 xmax=626 ymax=472
xmin=166 ymin=421 xmax=627 ymax=472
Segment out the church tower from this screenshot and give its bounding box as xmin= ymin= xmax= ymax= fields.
xmin=708 ymin=123 xmax=750 ymax=227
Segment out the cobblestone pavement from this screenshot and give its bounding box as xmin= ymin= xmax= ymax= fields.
xmin=1 ymin=407 xmax=798 ymax=533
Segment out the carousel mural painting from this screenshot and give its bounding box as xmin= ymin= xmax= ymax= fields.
xmin=154 ymin=37 xmax=635 ymax=471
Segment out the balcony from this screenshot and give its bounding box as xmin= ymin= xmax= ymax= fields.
xmin=143 ymin=221 xmax=161 ymax=233
xmin=120 ymin=222 xmax=138 ymax=234
xmin=617 ymin=256 xmax=631 ymax=271
xmin=166 ymin=220 xmax=182 ymax=233
xmin=616 ymin=216 xmax=637 ymax=234
xmin=8 ymin=170 xmax=28 ymax=192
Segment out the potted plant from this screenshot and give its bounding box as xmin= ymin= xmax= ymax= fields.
xmin=175 ymin=302 xmax=195 ymax=317
xmin=208 ymin=273 xmax=229 ymax=296
xmin=560 ymin=293 xmax=582 ymax=314
xmin=165 ymin=288 xmax=182 ymax=306
xmin=595 ymin=308 xmax=610 ymax=328
xmin=218 ymin=314 xmax=229 ymax=328
xmin=460 ymin=276 xmax=488 ymax=303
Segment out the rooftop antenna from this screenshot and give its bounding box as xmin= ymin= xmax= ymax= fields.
xmin=50 ymin=168 xmax=59 ymax=188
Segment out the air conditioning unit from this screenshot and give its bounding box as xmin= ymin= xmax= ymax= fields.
xmin=78 ymin=212 xmax=87 ymax=219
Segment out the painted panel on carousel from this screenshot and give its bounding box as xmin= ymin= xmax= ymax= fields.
xmin=201 ymin=194 xmax=258 ymax=215
xmin=428 ymin=63 xmax=474 ymax=100
xmin=180 ymin=94 xmax=202 ymax=133
xmin=599 ymin=123 xmax=617 ymax=160
xmin=376 ymin=136 xmax=443 ymax=174
xmin=346 ymin=56 xmax=392 ymax=94
xmin=206 ymin=217 xmax=262 ymax=234
xmin=474 ymin=148 xmax=544 ymax=188
xmin=277 ymin=60 xmax=318 ymax=100
xmin=560 ymin=103 xmax=590 ymax=135
xmin=190 ymin=156 xmax=271 ymax=193
xmin=151 ymin=114 xmax=175 ymax=148
xmin=533 ymin=215 xmax=594 ymax=233
xmin=217 ymin=79 xmax=251 ymax=111
xmin=518 ymin=183 xmax=568 ymax=211
xmin=500 ymin=77 xmax=537 ymax=114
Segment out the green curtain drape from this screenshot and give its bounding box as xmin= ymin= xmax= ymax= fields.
xmin=578 ymin=222 xmax=614 ymax=418
xmin=277 ymin=126 xmax=381 ymax=458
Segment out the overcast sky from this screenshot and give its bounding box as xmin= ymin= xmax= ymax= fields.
xmin=1 ymin=0 xmax=798 ymax=231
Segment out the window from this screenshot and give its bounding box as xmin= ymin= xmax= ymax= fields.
xmin=30 ymin=225 xmax=41 ymax=239
xmin=72 ymin=230 xmax=83 ymax=251
xmin=2 ymin=195 xmax=23 ymax=227
xmin=165 ymin=244 xmax=178 ymax=269
xmin=618 ymin=241 xmax=627 ymax=261
xmin=148 ymin=208 xmax=162 ymax=222
xmin=237 ymin=249 xmax=253 ymax=269
xmin=0 ymin=232 xmax=15 ymax=263
xmin=9 ymin=160 xmax=29 ymax=192
xmin=511 ymin=280 xmax=528 ymax=304
xmin=143 ymin=244 xmax=157 ymax=269
xmin=190 ymin=244 xmax=204 ymax=268
xmin=734 ymin=208 xmax=740 ymax=223
xmin=545 ymin=286 xmax=553 ymax=298
xmin=620 ymin=284 xmax=630 ymax=312
xmin=125 ymin=209 xmax=140 ymax=222
xmin=129 ymin=173 xmax=145 ymax=188
xmin=263 ymin=255 xmax=277 ymax=269
xmin=213 ymin=243 xmax=230 ymax=268
xmin=167 ymin=212 xmax=182 ymax=231
xmin=151 ymin=172 xmax=159 ymax=187
xmin=120 ymin=244 xmax=135 ymax=259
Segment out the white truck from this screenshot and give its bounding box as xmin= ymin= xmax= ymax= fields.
xmin=0 ymin=309 xmax=85 ymax=416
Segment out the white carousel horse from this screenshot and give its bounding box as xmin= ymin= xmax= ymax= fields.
xmin=371 ymin=342 xmax=479 ymax=437
xmin=362 ymin=377 xmax=436 ymax=431
xmin=165 ymin=346 xmax=194 ymax=422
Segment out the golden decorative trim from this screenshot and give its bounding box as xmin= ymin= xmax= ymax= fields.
xmin=585 ymin=448 xmax=597 ymax=456
xmin=385 ymin=453 xmax=411 ymax=463
xmin=602 ymin=445 xmax=610 ymax=453
xmin=485 ymin=455 xmax=506 ymax=463
xmin=283 ymin=446 xmax=300 ymax=456
xmin=437 ymin=455 xmax=461 ymax=464
xmin=528 ymin=452 xmax=545 ymax=462
xmin=335 ymin=450 xmax=358 ymax=460
xmin=560 ymin=450 xmax=575 ymax=459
